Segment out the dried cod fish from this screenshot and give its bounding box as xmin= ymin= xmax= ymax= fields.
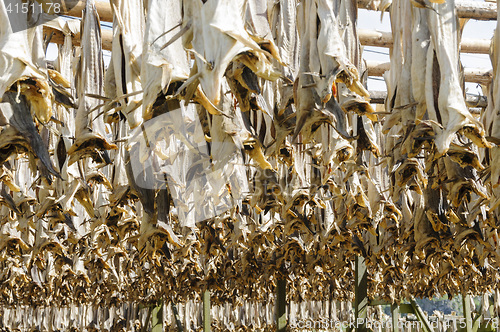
xmin=0 ymin=4 xmax=54 ymax=125
xmin=141 ymin=0 xmax=189 ymax=119
xmin=183 ymin=0 xmax=281 ymax=105
xmin=0 ymin=92 xmax=59 ymax=179
xmin=68 ymin=0 xmax=117 ymax=165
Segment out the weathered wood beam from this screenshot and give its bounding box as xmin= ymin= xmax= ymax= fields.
xmin=464 ymin=67 xmax=494 ymax=85
xmin=410 ymin=299 xmax=435 ymax=332
xmin=365 ymin=61 xmax=390 ymax=77
xmin=58 ymin=0 xmax=497 ymax=22
xmin=151 ymin=301 xmax=163 ymax=332
xmin=276 ymin=278 xmax=287 ymax=332
xmin=368 ymin=90 xmax=488 ymax=108
xmin=43 ymin=25 xmax=113 ymax=51
xmin=365 ymin=60 xmax=493 ymax=85
xmin=44 ymin=24 xmax=494 ymax=57
xmin=391 ymin=304 xmax=400 ymax=332
xmin=462 ymin=294 xmax=473 ymax=332
xmin=44 ymin=7 xmax=495 ymax=56
xmin=357 ymin=0 xmax=497 ymax=20
xmin=358 ymin=29 xmax=491 ymax=54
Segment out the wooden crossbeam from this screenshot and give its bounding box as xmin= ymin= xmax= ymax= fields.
xmin=55 ymin=0 xmax=113 ymax=22
xmin=354 ymin=256 xmax=368 ymax=332
xmin=366 ymin=60 xmax=493 ymax=85
xmin=203 ymin=290 xmax=211 ymax=332
xmin=57 ymin=0 xmax=497 ymax=22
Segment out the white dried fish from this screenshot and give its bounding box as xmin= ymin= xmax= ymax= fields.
xmin=68 ymin=0 xmax=117 ymax=165
xmin=185 ymin=0 xmax=280 ymax=105
xmin=0 ymin=4 xmax=53 ymax=124
xmin=427 ymin=0 xmax=489 ymax=155
xmin=141 ymin=0 xmax=189 ymax=118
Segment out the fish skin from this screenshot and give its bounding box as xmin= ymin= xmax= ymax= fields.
xmin=295 ymin=0 xmax=370 ymax=144
xmin=275 ymin=0 xmax=299 ymax=77
xmin=485 ymin=7 xmax=500 ymax=196
xmin=0 ymin=3 xmax=53 ymax=117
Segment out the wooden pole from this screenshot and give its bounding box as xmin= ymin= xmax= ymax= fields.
xmin=365 ymin=61 xmax=391 ymax=77
xmin=276 ymin=278 xmax=287 ymax=332
xmin=462 ymin=294 xmax=473 ymax=332
xmin=358 ymin=29 xmax=491 ymax=54
xmin=354 ymin=256 xmax=368 ymax=332
xmin=409 ymin=299 xmax=434 ymax=332
xmin=171 ymin=301 xmax=184 ymax=332
xmin=56 ymin=0 xmax=498 ymax=22
xmin=366 ymin=60 xmax=493 ymax=85
xmin=357 ymin=0 xmax=498 ymax=20
xmin=391 ymin=304 xmax=399 ymax=332
xmin=452 ymin=1 xmax=497 ymax=20
xmin=463 ymin=67 xmax=494 ymax=85
xmin=203 ymin=290 xmax=211 ymax=332
xmin=54 ymin=0 xmax=114 ymax=22
xmin=44 ymin=24 xmax=494 ymax=57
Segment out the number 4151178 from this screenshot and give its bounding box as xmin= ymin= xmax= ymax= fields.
xmin=6 ymin=2 xmax=61 ymax=14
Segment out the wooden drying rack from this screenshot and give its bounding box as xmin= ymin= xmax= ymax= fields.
xmin=43 ymin=0 xmax=496 ymax=85
xmin=37 ymin=2 xmax=499 ymax=331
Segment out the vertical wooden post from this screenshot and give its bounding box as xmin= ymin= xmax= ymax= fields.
xmin=462 ymin=294 xmax=473 ymax=332
xmin=141 ymin=305 xmax=152 ymax=332
xmin=409 ymin=299 xmax=433 ymax=332
xmin=276 ymin=278 xmax=287 ymax=332
xmin=391 ymin=303 xmax=399 ymax=332
xmin=354 ymin=256 xmax=368 ymax=332
xmin=152 ymin=301 xmax=163 ymax=332
xmin=203 ymin=290 xmax=211 ymax=332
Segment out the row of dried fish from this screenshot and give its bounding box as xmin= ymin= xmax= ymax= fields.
xmin=0 ymin=299 xmax=360 ymax=332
